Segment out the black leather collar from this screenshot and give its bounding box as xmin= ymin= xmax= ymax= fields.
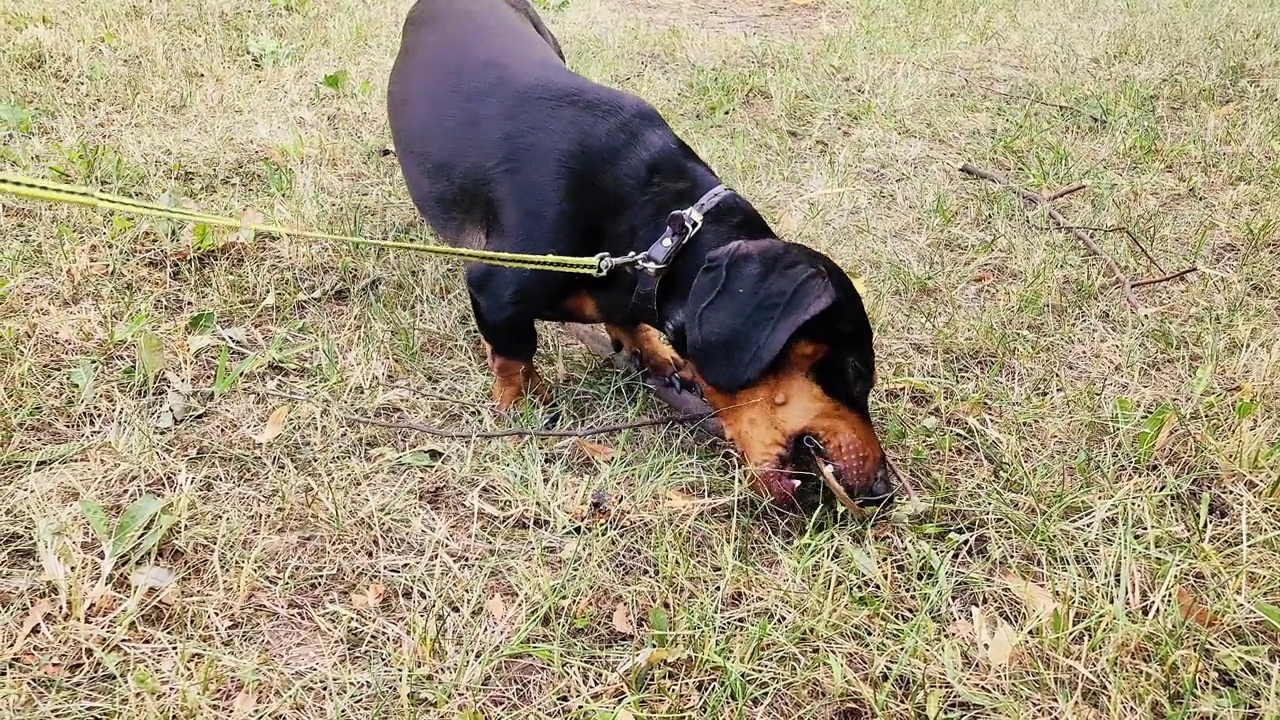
xmin=629 ymin=184 xmax=733 ymax=317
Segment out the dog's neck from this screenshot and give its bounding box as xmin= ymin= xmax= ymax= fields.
xmin=620 ymin=164 xmax=776 ymax=351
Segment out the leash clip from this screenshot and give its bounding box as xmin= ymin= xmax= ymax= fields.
xmin=593 ymin=250 xmax=644 ymax=277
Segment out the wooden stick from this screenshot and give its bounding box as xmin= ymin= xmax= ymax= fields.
xmin=1130 ymin=266 xmax=1200 ymax=289
xmin=341 ymin=410 xmax=711 ymax=439
xmin=561 ymin=323 xmax=726 ymax=440
xmin=1044 ymin=182 xmax=1089 ymax=201
xmin=958 ymin=162 xmax=1142 ymax=311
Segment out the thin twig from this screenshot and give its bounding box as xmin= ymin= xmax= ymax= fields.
xmin=1052 ymin=224 xmax=1167 ymax=274
xmin=264 ymin=388 xmax=714 ymax=439
xmin=341 ymin=411 xmax=715 ymax=439
xmin=1130 ymin=266 xmax=1200 ymax=289
xmin=958 ymin=162 xmax=1141 ymax=310
xmin=1045 ymin=182 xmax=1089 ymax=201
xmin=918 ymin=63 xmax=1106 ymax=124
xmin=563 ymin=323 xmax=727 ymax=440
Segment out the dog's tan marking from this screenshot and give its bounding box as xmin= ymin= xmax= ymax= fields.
xmin=558 ymin=291 xmax=604 ymax=323
xmin=482 ymin=340 xmax=551 ymax=410
xmin=605 ymin=323 xmax=696 ymax=386
xmin=695 ymin=339 xmax=884 ymax=498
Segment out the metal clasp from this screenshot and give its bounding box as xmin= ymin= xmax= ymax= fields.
xmin=593 ymin=250 xmax=645 ymax=277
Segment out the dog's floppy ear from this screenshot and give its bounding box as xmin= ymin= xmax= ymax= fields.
xmin=686 ymin=239 xmax=836 ymax=392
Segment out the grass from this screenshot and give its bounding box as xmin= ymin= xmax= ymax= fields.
xmin=2 ymin=0 xmax=1280 ymax=716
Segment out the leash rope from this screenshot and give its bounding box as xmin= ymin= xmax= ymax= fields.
xmin=0 ymin=172 xmax=606 ymax=275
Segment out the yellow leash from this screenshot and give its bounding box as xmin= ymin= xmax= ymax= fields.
xmin=0 ymin=172 xmax=605 ymax=275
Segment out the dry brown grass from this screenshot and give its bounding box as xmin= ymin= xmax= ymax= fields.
xmin=2 ymin=0 xmax=1280 ymax=717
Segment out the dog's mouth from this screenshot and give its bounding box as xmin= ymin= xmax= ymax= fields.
xmin=768 ymin=434 xmax=896 ymax=515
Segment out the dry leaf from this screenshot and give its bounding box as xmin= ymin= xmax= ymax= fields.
xmin=130 ymin=565 xmax=177 ymax=591
xmin=486 ymin=593 xmax=509 ymax=621
xmin=573 ymin=438 xmax=616 ymax=463
xmin=985 ymin=619 xmax=1018 ymax=666
xmin=619 ymin=646 xmax=675 ymax=674
xmin=612 ymin=602 xmax=634 ymax=635
xmin=1176 ymin=587 xmax=1216 ymax=627
xmin=351 ymin=583 xmax=386 ymax=610
xmin=946 ymin=619 xmax=974 ymax=639
xmin=616 ymin=710 xmax=636 ymax=720
xmin=11 ymin=600 xmax=52 ymax=654
xmin=231 ymin=688 xmax=257 ymax=717
xmin=253 ymin=406 xmax=290 ymax=445
xmin=665 ymin=489 xmax=699 ymax=509
xmin=1151 ymin=412 xmax=1177 ymax=456
xmin=971 ymin=271 xmax=995 ymax=285
xmin=1002 ymin=573 xmax=1060 ymax=624
xmin=39 ymin=663 xmax=64 ymax=678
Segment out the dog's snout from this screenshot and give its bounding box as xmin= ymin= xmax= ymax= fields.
xmin=859 ymin=461 xmax=895 ymax=508
xmin=870 ymin=464 xmax=893 ymax=498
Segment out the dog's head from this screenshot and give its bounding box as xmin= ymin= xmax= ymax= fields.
xmin=681 ymin=238 xmax=891 ymax=514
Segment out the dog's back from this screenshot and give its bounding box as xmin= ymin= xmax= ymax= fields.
xmin=387 ymin=0 xmax=667 ymax=256
xmin=387 ymin=0 xmax=584 ymax=248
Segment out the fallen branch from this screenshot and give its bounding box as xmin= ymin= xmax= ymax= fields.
xmin=342 ymin=410 xmax=712 ymax=440
xmin=1044 ymin=182 xmax=1089 ymax=201
xmin=266 ymin=388 xmax=713 ymax=439
xmin=1048 ymin=224 xmax=1175 ymax=275
xmin=958 ymin=162 xmax=1142 ymax=310
xmin=1129 ymin=266 xmax=1200 ymax=289
xmin=562 ymin=323 xmax=726 ymax=440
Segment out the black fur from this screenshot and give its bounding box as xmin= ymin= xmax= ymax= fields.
xmin=386 ymin=0 xmax=876 ymax=408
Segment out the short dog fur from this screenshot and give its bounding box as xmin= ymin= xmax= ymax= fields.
xmin=387 ymin=0 xmax=892 ymax=512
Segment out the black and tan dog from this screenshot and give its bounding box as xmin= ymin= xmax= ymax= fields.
xmin=387 ymin=0 xmax=893 ymax=513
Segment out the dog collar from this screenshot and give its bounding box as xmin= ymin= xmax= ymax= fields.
xmin=628 ymin=183 xmax=733 ymax=315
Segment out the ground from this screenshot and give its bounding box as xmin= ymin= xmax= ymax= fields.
xmin=1 ymin=0 xmax=1279 ymax=717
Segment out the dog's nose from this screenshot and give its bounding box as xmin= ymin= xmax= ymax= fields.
xmin=860 ymin=462 xmax=895 ymax=508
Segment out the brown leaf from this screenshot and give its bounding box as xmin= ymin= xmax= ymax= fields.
xmin=11 ymin=600 xmax=53 ymax=655
xmin=946 ymin=619 xmax=974 ymax=639
xmin=970 ymin=271 xmax=995 ymax=285
xmin=612 ymin=602 xmax=634 ymax=635
xmin=985 ymin=619 xmax=1018 ymax=666
xmin=351 ymin=582 xmax=386 ymax=610
xmin=231 ymin=688 xmax=257 ymax=717
xmin=253 ymin=405 xmax=290 ymax=445
xmin=664 ymin=489 xmax=699 ymax=508
xmin=1151 ymin=411 xmax=1178 ymax=456
xmin=573 ymin=438 xmax=616 ymax=463
xmin=39 ymin=663 xmax=64 ymax=677
xmin=616 ymin=710 xmax=636 ymax=720
xmin=486 ymin=592 xmax=509 ymax=621
xmin=351 ymin=583 xmax=386 ymax=610
xmin=1002 ymin=573 xmax=1060 ymax=625
xmin=1176 ymin=586 xmax=1216 ymax=627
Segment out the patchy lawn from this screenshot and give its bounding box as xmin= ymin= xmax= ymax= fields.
xmin=2 ymin=0 xmax=1279 ymax=717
